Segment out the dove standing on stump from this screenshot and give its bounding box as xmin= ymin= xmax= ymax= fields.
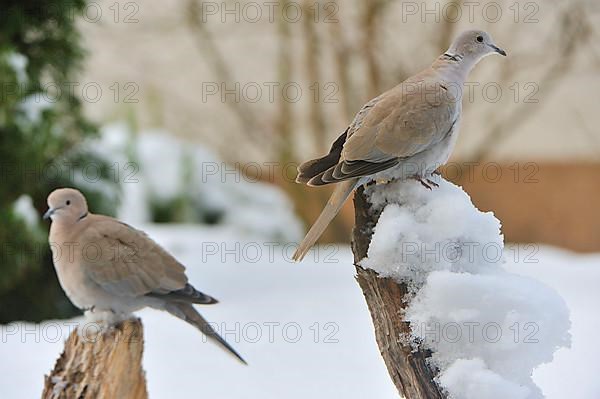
xmin=293 ymin=30 xmax=506 ymax=261
xmin=44 ymin=188 xmax=246 ymax=364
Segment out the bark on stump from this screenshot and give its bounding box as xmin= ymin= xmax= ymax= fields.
xmin=42 ymin=318 xmax=148 ymax=399
xmin=352 ymin=186 xmax=446 ymax=399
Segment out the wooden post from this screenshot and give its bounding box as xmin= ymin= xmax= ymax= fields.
xmin=352 ymin=186 xmax=446 ymax=399
xmin=42 ymin=318 xmax=148 ymax=399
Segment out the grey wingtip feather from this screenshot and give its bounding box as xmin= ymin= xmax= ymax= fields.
xmin=205 ymin=297 xmax=219 ymax=305
xmin=166 ymin=302 xmax=247 ymax=364
xmin=206 ymin=326 xmax=248 ymax=365
xmin=220 ymin=339 xmax=248 ymax=365
xmin=202 ymin=321 xmax=247 ymax=364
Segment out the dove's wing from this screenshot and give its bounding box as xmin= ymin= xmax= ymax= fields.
xmin=298 ymin=94 xmax=385 ymax=186
xmin=336 ymin=79 xmax=459 ymax=180
xmin=79 ymin=216 xmax=188 ymax=298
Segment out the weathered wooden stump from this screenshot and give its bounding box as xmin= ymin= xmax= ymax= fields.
xmin=42 ymin=318 xmax=148 ymax=399
xmin=352 ymin=186 xmax=446 ymax=399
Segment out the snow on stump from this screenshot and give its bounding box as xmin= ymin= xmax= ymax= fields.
xmin=353 ymin=178 xmax=570 ymax=399
xmin=42 ymin=318 xmax=148 ymax=399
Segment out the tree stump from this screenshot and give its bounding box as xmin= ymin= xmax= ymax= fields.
xmin=42 ymin=318 xmax=148 ymax=399
xmin=352 ymin=186 xmax=446 ymax=399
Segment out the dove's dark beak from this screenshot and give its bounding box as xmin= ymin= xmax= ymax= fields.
xmin=43 ymin=208 xmax=55 ymax=220
xmin=490 ymin=44 xmax=507 ymax=56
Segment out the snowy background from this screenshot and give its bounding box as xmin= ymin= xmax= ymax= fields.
xmin=3 ymin=127 xmax=599 ymax=399
xmin=1 ymin=234 xmax=599 ymax=398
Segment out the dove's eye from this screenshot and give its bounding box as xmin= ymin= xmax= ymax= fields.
xmin=66 ymin=200 xmax=71 ymax=206
xmin=476 ymin=36 xmax=484 ymax=43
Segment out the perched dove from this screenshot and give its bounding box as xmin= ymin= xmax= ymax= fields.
xmin=293 ymin=30 xmax=506 ymax=261
xmin=44 ymin=188 xmax=246 ymax=364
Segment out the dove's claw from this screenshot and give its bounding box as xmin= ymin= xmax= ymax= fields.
xmin=419 ymin=179 xmax=433 ymax=190
xmin=426 ymin=179 xmax=440 ymax=188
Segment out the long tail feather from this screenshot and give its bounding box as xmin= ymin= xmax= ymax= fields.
xmin=292 ymin=179 xmax=358 ymax=262
xmin=165 ymin=302 xmax=247 ymax=364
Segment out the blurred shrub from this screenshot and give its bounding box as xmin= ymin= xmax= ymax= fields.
xmin=0 ymin=0 xmax=119 ymax=322
xmin=95 ymin=124 xmax=303 ymax=243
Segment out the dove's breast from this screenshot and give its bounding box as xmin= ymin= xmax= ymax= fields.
xmin=370 ymin=112 xmax=461 ymax=183
xmin=49 ymin=232 xmax=146 ymax=314
xmin=50 ymin=246 xmax=98 ymax=309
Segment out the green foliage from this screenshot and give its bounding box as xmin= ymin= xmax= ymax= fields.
xmin=0 ymin=0 xmax=118 ymax=322
xmin=0 ymin=209 xmax=78 ymax=322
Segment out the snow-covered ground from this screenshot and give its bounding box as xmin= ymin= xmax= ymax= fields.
xmin=0 ymin=224 xmax=598 ymax=398
xmin=505 ymin=247 xmax=600 ymax=399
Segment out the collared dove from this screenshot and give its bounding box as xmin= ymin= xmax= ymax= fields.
xmin=44 ymin=188 xmax=246 ymax=364
xmin=293 ymin=30 xmax=506 ymax=261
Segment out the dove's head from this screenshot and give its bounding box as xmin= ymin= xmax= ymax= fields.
xmin=44 ymin=188 xmax=89 ymax=223
xmin=447 ymin=30 xmax=506 ymax=63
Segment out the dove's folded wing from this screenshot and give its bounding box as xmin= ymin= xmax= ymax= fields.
xmin=79 ymin=217 xmax=187 ymax=298
xmin=344 ymin=81 xmax=458 ymax=161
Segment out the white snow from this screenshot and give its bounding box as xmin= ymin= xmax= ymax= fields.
xmin=5 ymin=52 xmax=27 ymax=84
xmin=437 ymin=358 xmax=530 ymax=399
xmin=0 ymin=225 xmax=598 ymax=398
xmin=0 ymin=226 xmax=396 ymax=399
xmin=362 ymin=177 xmax=503 ymax=283
xmin=407 ymin=271 xmax=569 ymax=398
xmin=17 ymin=95 xmax=53 ymax=125
xmin=361 ymin=178 xmax=571 ymax=398
xmin=505 ymin=247 xmax=600 ymax=399
xmin=136 ymin=130 xmax=189 ymax=202
xmin=12 ymin=195 xmax=39 ymax=228
xmin=2 ymin=52 xmax=53 ymax=127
